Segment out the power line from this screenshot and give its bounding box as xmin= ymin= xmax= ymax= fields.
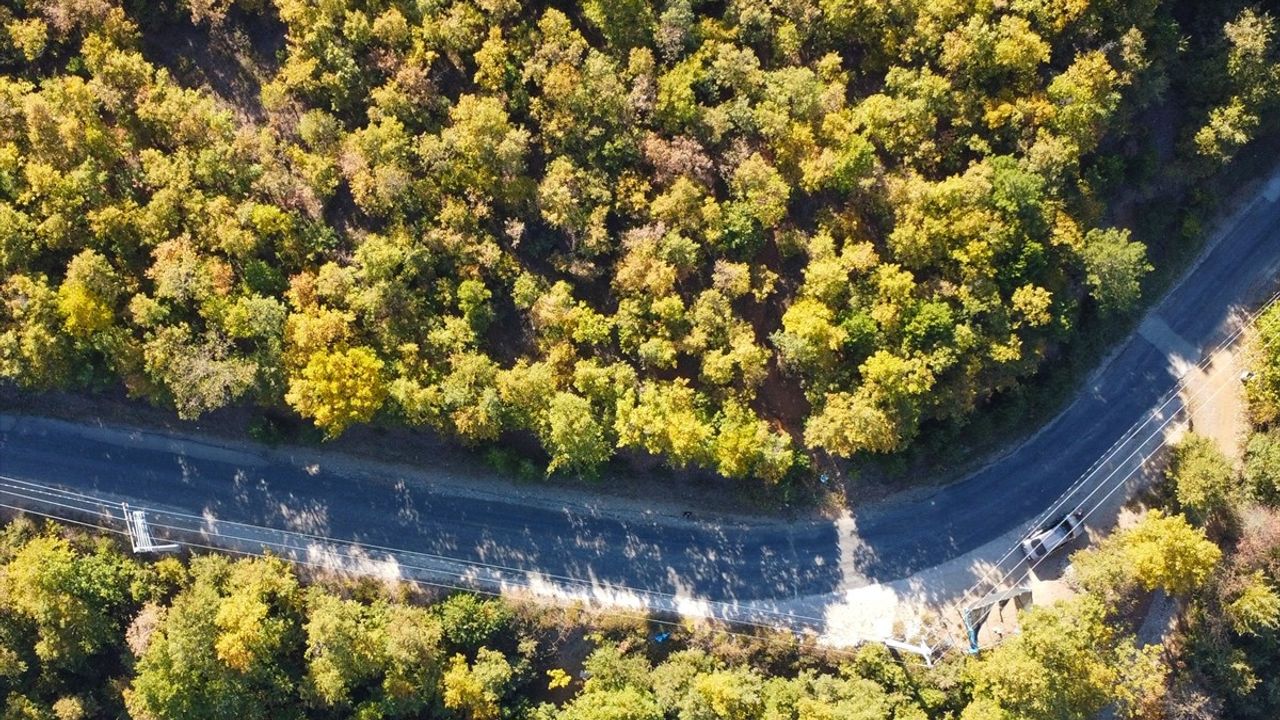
xmin=957 ymin=288 xmax=1278 ymax=647
xmin=998 ymin=355 xmax=1241 ymax=596
xmin=36 ymin=290 xmax=1270 ymax=663
xmin=962 ymin=287 xmax=1280 ymax=606
xmin=0 ymin=474 xmax=835 ymax=631
xmin=0 ymin=474 xmax=942 ymax=664
xmin=0 ymin=488 xmax=938 ymax=668
xmin=0 ymin=474 xmax=946 ymax=656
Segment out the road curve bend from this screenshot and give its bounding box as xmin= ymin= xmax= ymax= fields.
xmin=3 ymin=169 xmax=1280 ymax=635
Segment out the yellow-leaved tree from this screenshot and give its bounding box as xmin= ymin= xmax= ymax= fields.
xmin=286 ymin=346 xmax=387 ymax=437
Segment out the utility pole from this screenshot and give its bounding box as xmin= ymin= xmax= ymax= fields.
xmin=122 ymin=503 xmax=179 ymax=553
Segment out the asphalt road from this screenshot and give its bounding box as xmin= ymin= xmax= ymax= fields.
xmin=3 ymin=173 xmax=1280 ymax=615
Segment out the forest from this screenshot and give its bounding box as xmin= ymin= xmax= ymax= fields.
xmin=1 ymin=0 xmax=1279 ymax=480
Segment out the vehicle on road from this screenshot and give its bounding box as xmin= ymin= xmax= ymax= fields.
xmin=1020 ymin=511 xmax=1085 ymax=561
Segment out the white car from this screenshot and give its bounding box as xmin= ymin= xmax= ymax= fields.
xmin=1020 ymin=511 xmax=1085 ymax=561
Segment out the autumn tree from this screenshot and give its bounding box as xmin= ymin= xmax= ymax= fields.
xmin=544 ymin=391 xmax=612 ymax=475
xmin=0 ymin=275 xmax=75 ymax=388
xmin=286 ymin=346 xmax=388 ymax=437
xmin=712 ymin=400 xmax=795 ymax=482
xmin=57 ymin=250 xmax=120 ymax=339
xmin=615 ymin=379 xmax=714 ymax=468
xmin=1167 ymin=432 xmax=1239 ymax=524
xmin=442 ymin=649 xmax=513 ymax=720
xmin=0 ymin=0 xmax=1233 ymax=484
xmin=962 ymin=596 xmax=1165 ymax=720
xmin=126 ymin=557 xmax=300 ymax=720
xmin=303 ymin=592 xmax=444 ymax=717
xmin=1073 ymin=510 xmax=1222 ymax=602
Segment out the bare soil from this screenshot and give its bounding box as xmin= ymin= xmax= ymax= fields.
xmin=139 ymin=6 xmax=284 ymax=123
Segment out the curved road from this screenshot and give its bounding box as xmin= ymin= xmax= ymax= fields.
xmin=3 ymin=172 xmax=1280 ymax=632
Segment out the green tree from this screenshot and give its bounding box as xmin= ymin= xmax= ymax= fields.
xmin=1168 ymin=432 xmax=1239 ymax=524
xmin=1080 ymin=227 xmax=1151 ymax=314
xmin=1246 ymin=303 xmax=1280 ymax=426
xmin=580 ymin=643 xmax=653 ymax=693
xmin=435 ymin=352 xmax=505 ymax=443
xmin=545 ymin=392 xmax=612 ymax=475
xmin=419 ymin=94 xmax=530 ymax=203
xmin=538 ymin=156 xmax=612 ymax=256
xmin=581 ymin=0 xmax=654 ymax=50
xmin=302 ymin=592 xmax=385 ymax=709
xmin=303 ymin=593 xmax=444 ymax=717
xmin=655 ymin=0 xmax=695 ymax=62
xmin=963 ymin=596 xmax=1164 ymax=720
xmin=1194 ymin=9 xmax=1280 ymax=164
xmin=341 ymin=117 xmax=413 ymax=217
xmin=1225 ymin=570 xmax=1280 ymax=636
xmin=557 ymin=686 xmax=663 ymax=720
xmin=4 ymin=535 xmax=134 ymax=673
xmin=379 ymin=605 xmax=446 ymax=716
xmin=434 ymin=594 xmax=513 ymax=654
xmin=1244 ymin=429 xmax=1280 ymax=504
xmin=142 ymin=326 xmax=258 ymax=420
xmin=1224 ymin=8 xmax=1278 ymax=100
xmin=1195 ymin=99 xmax=1261 ymax=163
xmin=805 ymin=350 xmax=934 ymax=457
xmin=730 ymin=153 xmax=790 ymax=228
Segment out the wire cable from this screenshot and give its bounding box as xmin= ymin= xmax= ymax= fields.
xmin=0 ymin=475 xmax=946 ymax=661
xmin=959 ymin=288 xmax=1280 ymax=609
xmin=0 ymin=492 xmax=938 ymax=666
xmin=955 ymin=326 xmax=1252 ymax=644
xmin=0 ymin=475 xmax=843 ymax=632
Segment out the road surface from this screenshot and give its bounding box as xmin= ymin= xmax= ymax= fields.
xmin=3 ymin=170 xmax=1280 ymax=634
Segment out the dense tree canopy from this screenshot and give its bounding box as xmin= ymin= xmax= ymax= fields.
xmin=0 ymin=0 xmax=1270 ymax=481
xmin=961 ymin=595 xmax=1164 ymax=720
